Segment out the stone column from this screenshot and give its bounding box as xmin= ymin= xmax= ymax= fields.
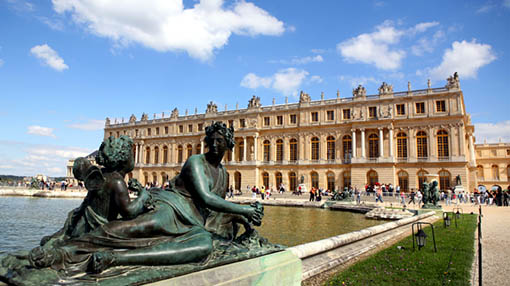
xmin=389 ymin=129 xmax=394 ymax=157
xmin=351 ymin=129 xmax=357 ymax=158
xmin=135 ymin=144 xmax=139 ymax=164
xmin=254 ymin=135 xmax=258 ymax=162
xmin=232 ymin=138 xmax=236 ymax=161
xmin=458 ymin=124 xmax=465 ymax=156
xmin=243 ymin=137 xmax=247 ymax=162
xmin=409 ymin=129 xmax=416 ymax=160
xmin=428 ymin=127 xmax=436 ymax=159
xmin=361 ymin=128 xmax=366 ymax=158
xmin=201 ymin=141 xmax=204 ymax=154
xmin=272 ymin=137 xmax=277 ymax=162
xmin=378 ymin=128 xmax=384 ymax=158
xmin=450 ymin=125 xmax=458 ymax=157
xmin=469 ymin=134 xmax=476 ymax=166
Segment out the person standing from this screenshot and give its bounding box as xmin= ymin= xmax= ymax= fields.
xmin=355 ymin=186 xmax=361 ymax=204
xmin=375 ymin=186 xmax=383 ymax=203
xmin=260 ymin=185 xmax=265 ymax=200
xmin=400 ymin=189 xmax=406 ymax=205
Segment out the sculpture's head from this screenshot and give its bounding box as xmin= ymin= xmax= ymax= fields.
xmin=96 ymin=135 xmax=134 ymax=172
xmin=205 ymin=121 xmax=235 ymax=151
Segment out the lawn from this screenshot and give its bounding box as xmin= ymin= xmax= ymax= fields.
xmin=327 ymin=213 xmax=477 ymax=286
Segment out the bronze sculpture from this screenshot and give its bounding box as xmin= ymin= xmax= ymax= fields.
xmin=0 ymin=122 xmax=281 ymax=286
xmin=421 ymin=180 xmax=441 ymax=209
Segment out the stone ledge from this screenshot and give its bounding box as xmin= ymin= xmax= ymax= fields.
xmin=145 ymin=250 xmax=302 ymax=286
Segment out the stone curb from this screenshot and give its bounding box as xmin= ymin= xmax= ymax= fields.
xmin=288 ymin=211 xmax=436 ymax=259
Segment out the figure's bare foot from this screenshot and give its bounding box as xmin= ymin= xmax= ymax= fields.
xmin=28 ymin=246 xmax=56 ymax=268
xmin=88 ymin=251 xmax=115 ymax=274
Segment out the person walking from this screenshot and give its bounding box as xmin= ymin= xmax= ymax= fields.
xmin=408 ymin=190 xmax=416 ymax=205
xmin=355 ymin=186 xmax=361 ymax=204
xmin=309 ymin=187 xmax=315 ymax=202
xmin=400 ymin=189 xmax=406 ymax=206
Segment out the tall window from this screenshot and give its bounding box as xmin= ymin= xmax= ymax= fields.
xmin=152 ymin=173 xmax=157 ymax=184
xmin=416 ymin=131 xmax=428 ymax=158
xmin=311 ymin=172 xmax=319 ymax=189
xmin=417 ymin=170 xmax=428 ymax=187
xmin=239 ymin=119 xmax=245 ymax=128
xmin=177 ymin=145 xmax=183 ymax=163
xmin=311 ymin=112 xmax=318 ymax=122
xmin=368 ymin=134 xmax=379 ymax=158
xmin=163 ymin=146 xmax=168 ymax=164
xmin=238 ymin=140 xmax=244 ymax=161
xmin=477 ymin=165 xmax=484 ymax=180
xmin=327 ymin=172 xmax=335 ymax=191
xmin=234 ymin=172 xmax=241 ymax=191
xmin=187 ymin=144 xmax=192 ymax=159
xmin=196 ymin=144 xmax=201 ymax=155
xmin=156 ymin=127 xmax=160 ymax=135
xmin=439 ymin=170 xmax=451 ymax=191
xmin=396 ymin=104 xmax=405 ymax=115
xmin=145 ymin=147 xmax=151 ymax=164
xmin=263 ymin=140 xmax=270 ymax=161
xmin=311 ymin=137 xmax=320 ymax=160
xmin=416 ymin=102 xmax=425 ymax=114
xmin=507 ymin=165 xmax=510 ymax=181
xmin=436 ymin=100 xmax=446 ymax=112
xmin=327 ymin=136 xmax=336 ymax=160
xmin=437 ymin=130 xmax=449 ymax=158
xmin=264 ymin=117 xmax=270 ymax=126
xmin=290 ymin=138 xmax=298 ymax=161
xmin=289 ymin=172 xmax=297 ymax=192
xmin=276 ymin=139 xmax=283 ymax=161
xmin=398 ymin=171 xmax=409 ymax=192
xmin=290 ymin=114 xmax=297 ymax=124
xmin=342 ymin=135 xmax=352 ymax=159
xmin=492 ymin=165 xmax=500 ymax=180
xmin=154 ymin=147 xmax=159 ymax=164
xmin=327 ymin=110 xmax=334 ymax=121
xmin=277 ymin=115 xmax=283 ymax=125
xmin=369 ymin=107 xmax=377 ymax=118
xmin=367 ymin=170 xmax=378 ymax=185
xmin=343 ymin=171 xmax=351 ymax=190
xmin=343 ymin=109 xmax=351 ymax=120
xmin=262 ymin=172 xmax=269 ymax=188
xmin=396 ymin=132 xmax=408 ymax=159
xmin=275 ymin=172 xmax=282 ymax=188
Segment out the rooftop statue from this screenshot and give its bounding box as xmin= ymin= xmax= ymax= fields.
xmin=0 ymin=122 xmax=282 ymax=286
xmin=299 ymin=91 xmax=311 ymax=103
xmin=378 ymin=82 xmax=393 ymax=95
xmin=129 ymin=114 xmax=136 ymax=123
xmin=247 ymin=95 xmax=261 ymax=109
xmin=170 ymin=107 xmax=179 ymax=119
xmin=141 ymin=112 xmax=149 ymax=121
xmin=446 ymin=72 xmax=460 ymax=89
xmin=206 ymin=101 xmax=218 ymax=114
xmin=352 ymin=85 xmax=366 ymax=97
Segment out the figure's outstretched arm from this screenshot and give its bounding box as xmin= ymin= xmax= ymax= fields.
xmin=183 ymin=156 xmax=262 ymax=225
xmin=111 ymin=177 xmax=150 ymax=219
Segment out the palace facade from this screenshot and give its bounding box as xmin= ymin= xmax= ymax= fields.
xmin=102 ymin=74 xmax=484 ymax=193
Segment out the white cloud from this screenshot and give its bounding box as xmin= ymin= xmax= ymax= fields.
xmin=339 ymin=75 xmax=380 ymax=87
xmin=241 ymin=68 xmax=309 ymax=95
xmin=67 ymin=119 xmax=104 ymax=131
xmin=477 ymin=3 xmax=496 ymax=13
xmin=408 ymin=21 xmax=439 ymax=34
xmin=310 ymin=75 xmax=323 ymax=83
xmin=27 ymin=125 xmax=56 ymax=138
xmin=337 ymin=21 xmax=406 ymax=70
xmin=38 ymin=16 xmax=64 ymax=31
xmin=411 ymin=30 xmax=445 ymax=56
xmin=28 ymin=147 xmax=90 ymax=159
xmin=30 ymin=44 xmax=69 ymax=71
xmin=52 ymin=0 xmax=285 ymax=61
xmin=311 ymin=48 xmax=325 ymax=54
xmin=271 ymin=55 xmax=323 ymax=65
xmin=475 ymin=121 xmax=510 ymax=143
xmin=428 ymin=39 xmax=496 ymax=80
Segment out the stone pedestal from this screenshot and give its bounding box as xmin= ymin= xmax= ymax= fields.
xmin=146 ymin=250 xmax=302 ymax=286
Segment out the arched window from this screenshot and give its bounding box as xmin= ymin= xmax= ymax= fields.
xmin=327 ymin=136 xmax=335 ymax=160
xmin=416 ymin=131 xmax=428 ymax=158
xmin=417 ymin=170 xmax=428 ymax=188
xmin=437 ymin=130 xmax=449 ymax=158
xmin=145 ymin=147 xmax=151 ymax=164
xmin=238 ymin=140 xmax=244 ymax=161
xmin=327 ymin=172 xmax=335 ymax=191
xmin=492 ymin=165 xmax=499 ymax=180
xmin=262 ymin=172 xmax=269 ymax=189
xmin=276 ymin=139 xmax=283 ymax=161
xmin=177 ymin=145 xmax=183 ymax=163
xmin=368 ymin=134 xmax=379 ymax=158
xmin=263 ymin=140 xmax=271 ymax=162
xmin=311 ymin=171 xmax=319 ymax=189
xmin=342 ymin=135 xmax=352 ymax=160
xmin=477 ymin=165 xmax=484 ymax=180
xmin=398 ymin=171 xmax=409 ymax=192
xmin=234 ymin=172 xmax=241 ymax=191
xmin=507 ymin=165 xmax=510 ymax=181
xmin=343 ymin=171 xmax=351 ymax=190
xmin=367 ymin=170 xmax=378 ymax=185
xmin=396 ymin=132 xmax=408 ymax=159
xmin=275 ymin=172 xmax=282 ymax=188
xmin=311 ymin=137 xmax=320 ymax=160
xmin=196 ymin=144 xmax=201 ymax=155
xmin=161 ymin=172 xmax=168 ymax=184
xmin=143 ymin=172 xmax=148 ymax=185
xmin=163 ymin=146 xmax=168 ymax=164
xmin=439 ymin=170 xmax=451 ymax=191
xmin=289 ymin=138 xmax=298 ymax=161
xmin=152 ymin=172 xmax=158 ymax=185
xmin=289 ymin=172 xmax=297 ymax=192
xmin=154 ymin=147 xmax=159 ymax=164
xmin=187 ymin=144 xmax=193 ymax=159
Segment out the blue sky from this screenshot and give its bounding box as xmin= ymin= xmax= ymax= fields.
xmin=0 ymin=0 xmax=509 ymax=177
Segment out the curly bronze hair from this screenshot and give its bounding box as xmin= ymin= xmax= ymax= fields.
xmin=205 ymin=121 xmax=235 ymax=150
xmin=95 ymin=135 xmax=133 ymax=170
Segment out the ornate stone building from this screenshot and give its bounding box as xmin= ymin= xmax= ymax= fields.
xmin=103 ymin=74 xmax=482 ymax=192
xmin=474 ymin=142 xmax=510 ymax=190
